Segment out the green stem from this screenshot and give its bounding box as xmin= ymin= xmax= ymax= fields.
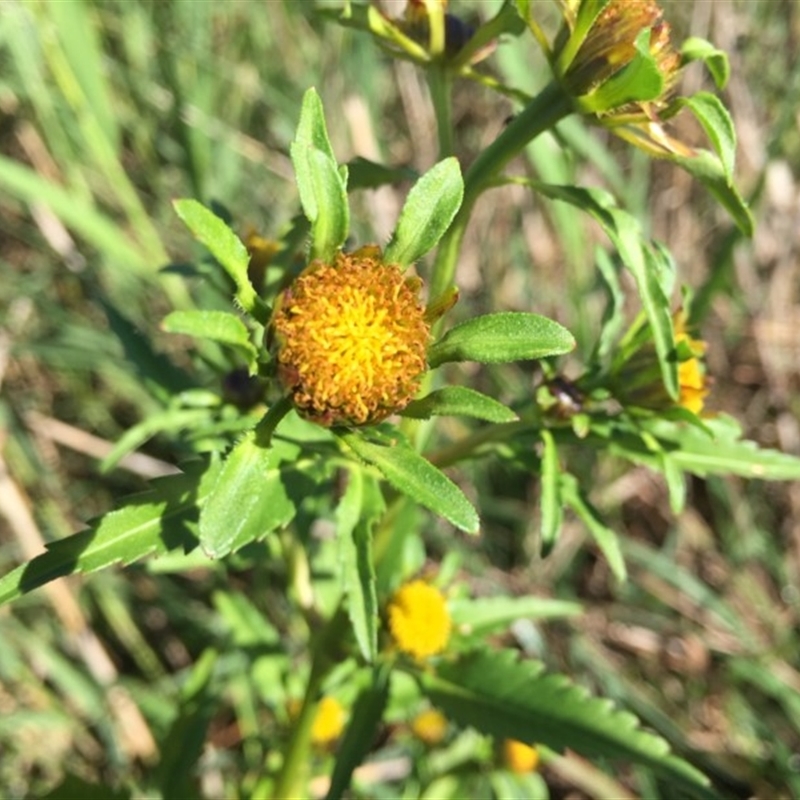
xmin=428 ymin=80 xmax=575 ymax=306
xmin=427 ymin=64 xmax=454 ymax=158
xmin=268 ymin=608 xmax=349 ymax=799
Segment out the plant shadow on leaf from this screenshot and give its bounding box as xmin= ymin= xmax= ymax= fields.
xmin=6 ymin=462 xmax=214 ymax=606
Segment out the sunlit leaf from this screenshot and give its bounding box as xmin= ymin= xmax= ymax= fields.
xmin=337 ymin=431 xmax=479 ymax=534
xmin=336 ymin=468 xmax=382 ymax=663
xmin=428 ymin=312 xmax=575 ymax=368
xmin=384 ymin=158 xmax=464 ymax=268
xmin=162 ymin=309 xmax=258 ymax=368
xmin=173 ymin=199 xmax=267 ymax=321
xmin=402 ymin=386 xmax=518 ymax=423
xmin=677 ymin=92 xmax=736 ymax=183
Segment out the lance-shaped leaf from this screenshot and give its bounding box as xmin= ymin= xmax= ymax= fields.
xmin=560 ymin=472 xmax=626 ymax=582
xmin=681 ymin=37 xmax=730 ymax=89
xmin=337 ymin=431 xmax=479 ymax=535
xmin=539 ymin=429 xmax=563 ymax=556
xmin=336 ymin=468 xmax=383 ymax=663
xmin=528 ymin=183 xmax=678 ymax=398
xmin=402 ymin=386 xmax=518 ymax=423
xmin=384 ymin=158 xmax=464 ymax=268
xmin=428 ymin=312 xmax=575 ymax=368
xmin=0 ymin=463 xmax=216 ymax=607
xmin=173 ymin=199 xmax=267 ymax=322
xmin=162 ymin=310 xmax=258 ymax=369
xmin=416 ymin=649 xmax=713 ymax=796
xmin=676 ymin=92 xmax=736 ymax=184
xmin=291 ymin=89 xmax=349 ymax=261
xmin=647 ymin=414 xmax=800 ymax=480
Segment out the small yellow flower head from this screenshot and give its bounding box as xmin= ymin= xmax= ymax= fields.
xmin=674 ymin=313 xmax=709 ymax=415
xmin=311 ymin=696 xmax=346 ymax=746
xmin=269 ymin=249 xmax=430 ymax=427
xmin=612 ymin=309 xmax=710 ymax=415
xmin=502 ymin=739 xmax=540 ymax=774
xmin=411 ymin=708 xmax=448 ymax=746
xmin=387 ymin=580 xmax=451 ymax=660
xmin=244 ymin=228 xmax=280 ymax=292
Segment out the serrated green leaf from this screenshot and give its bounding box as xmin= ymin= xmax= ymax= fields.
xmin=428 ymin=312 xmax=575 ymax=368
xmin=677 ymin=92 xmax=736 ymax=183
xmin=449 ymin=596 xmax=582 ymax=636
xmin=384 ymin=158 xmax=464 ymax=268
xmin=337 ymin=431 xmax=479 ymax=534
xmin=325 ymin=666 xmax=390 ymax=800
xmin=560 ymin=473 xmax=626 ymax=582
xmin=197 ymin=399 xmax=298 ymax=558
xmin=681 ymin=37 xmax=730 ymax=89
xmin=0 ymin=463 xmax=216 ymax=607
xmin=647 ymin=414 xmax=800 ymax=480
xmin=198 ymin=428 xmax=274 ymax=558
xmin=416 ymin=649 xmax=712 ymax=795
xmin=162 ymin=309 xmax=258 ymax=367
xmin=173 ymin=199 xmax=266 ymax=321
xmin=540 ymin=429 xmax=562 ymax=555
xmin=337 ymin=469 xmax=381 ymax=663
xmin=402 ymin=386 xmax=518 ymax=423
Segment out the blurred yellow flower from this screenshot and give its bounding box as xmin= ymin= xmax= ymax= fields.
xmin=674 ymin=312 xmax=709 ymax=415
xmin=387 ymin=580 xmax=451 ymax=659
xmin=611 ymin=309 xmax=709 ymax=416
xmin=311 ymin=696 xmax=346 ymax=746
xmin=411 ymin=708 xmax=448 ymax=745
xmin=243 ymin=228 xmax=280 ymax=292
xmin=269 ymin=248 xmax=430 ymax=427
xmin=502 ymin=739 xmax=540 ymax=774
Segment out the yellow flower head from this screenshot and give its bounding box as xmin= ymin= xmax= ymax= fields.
xmin=244 ymin=228 xmax=280 ymax=292
xmin=411 ymin=708 xmax=448 ymax=746
xmin=502 ymin=739 xmax=540 ymax=774
xmin=387 ymin=580 xmax=451 ymax=660
xmin=311 ymin=696 xmax=346 ymax=746
xmin=269 ymin=248 xmax=430 ymax=427
xmin=674 ymin=312 xmax=709 ymax=415
xmin=612 ymin=309 xmax=710 ymax=415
